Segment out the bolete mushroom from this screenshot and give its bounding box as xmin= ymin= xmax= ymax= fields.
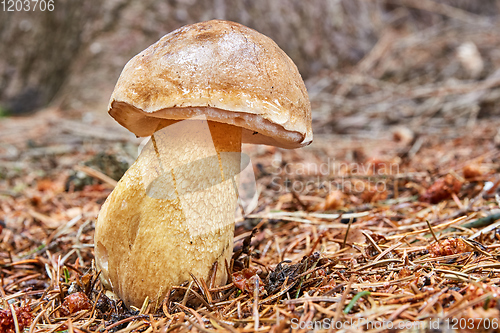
xmin=94 ymin=20 xmax=312 ymax=307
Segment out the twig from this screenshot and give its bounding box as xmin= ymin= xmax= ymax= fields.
xmin=253 ymin=276 xmax=259 ymax=332
xmin=74 ymin=165 xmax=118 ymax=187
xmin=333 ymin=275 xmax=354 ymax=324
xmin=342 ymin=216 xmax=354 ymax=249
xmin=426 ymin=219 xmax=439 ymax=243
xmin=104 ymin=315 xmax=149 ymax=332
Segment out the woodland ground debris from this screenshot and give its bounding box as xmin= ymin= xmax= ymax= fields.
xmin=2 ymin=2 xmax=500 ymax=331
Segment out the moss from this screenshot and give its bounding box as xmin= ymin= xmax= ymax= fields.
xmin=0 ymin=105 xmax=10 ymax=118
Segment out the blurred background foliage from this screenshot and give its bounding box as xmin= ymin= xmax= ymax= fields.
xmin=0 ymin=0 xmax=499 ymax=126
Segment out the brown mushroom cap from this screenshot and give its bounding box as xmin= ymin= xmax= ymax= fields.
xmin=109 ymin=20 xmax=312 ymax=148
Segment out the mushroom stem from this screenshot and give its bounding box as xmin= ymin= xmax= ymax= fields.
xmin=94 ymin=119 xmax=242 ymax=307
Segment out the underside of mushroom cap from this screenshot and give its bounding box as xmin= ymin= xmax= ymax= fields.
xmin=109 ymin=20 xmax=312 ymax=148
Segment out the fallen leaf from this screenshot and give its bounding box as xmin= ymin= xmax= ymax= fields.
xmin=420 ymin=174 xmax=462 ymax=204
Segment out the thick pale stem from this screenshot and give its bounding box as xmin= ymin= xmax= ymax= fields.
xmin=94 ymin=119 xmax=242 ymax=307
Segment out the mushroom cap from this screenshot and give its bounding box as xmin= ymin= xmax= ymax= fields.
xmin=109 ymin=20 xmax=312 ymax=148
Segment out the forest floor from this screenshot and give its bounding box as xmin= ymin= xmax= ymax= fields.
xmin=2 ymin=4 xmax=500 ymax=331
xmin=1 ymin=107 xmax=500 ymax=332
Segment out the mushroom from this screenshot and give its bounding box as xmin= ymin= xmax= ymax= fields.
xmin=94 ymin=20 xmax=312 ymax=308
